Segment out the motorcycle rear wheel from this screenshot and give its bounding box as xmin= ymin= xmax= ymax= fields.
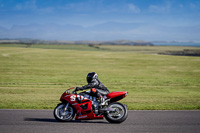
xmin=54 ymin=103 xmax=75 ymax=122
xmin=104 ymin=102 xmax=128 ymax=123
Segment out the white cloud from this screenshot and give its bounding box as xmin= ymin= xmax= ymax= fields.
xmin=61 ymin=1 xmax=95 ymax=12
xmin=0 ymin=4 xmax=4 ymax=8
xmin=128 ymin=4 xmax=140 ymax=13
xmin=37 ymin=7 xmax=54 ymax=13
xmin=14 ymin=0 xmax=55 ymax=14
xmin=190 ymin=3 xmax=196 ymax=9
xmin=179 ymin=4 xmax=183 ymax=8
xmin=15 ymin=0 xmax=37 ymax=10
xmin=189 ymin=2 xmax=200 ymax=10
xmin=148 ymin=2 xmax=171 ymax=13
xmin=188 ymin=2 xmax=200 ymax=11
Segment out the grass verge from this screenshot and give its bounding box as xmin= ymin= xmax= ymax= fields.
xmin=0 ymin=44 xmax=200 ymax=110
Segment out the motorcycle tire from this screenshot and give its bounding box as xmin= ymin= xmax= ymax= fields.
xmin=104 ymin=102 xmax=128 ymax=123
xmin=54 ymin=103 xmax=75 ymax=122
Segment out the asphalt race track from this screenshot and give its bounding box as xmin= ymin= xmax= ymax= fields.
xmin=0 ymin=109 xmax=199 ymax=133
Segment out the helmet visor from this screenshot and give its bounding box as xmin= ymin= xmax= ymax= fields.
xmin=87 ymin=77 xmax=93 ymax=83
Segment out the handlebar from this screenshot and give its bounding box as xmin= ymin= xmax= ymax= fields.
xmin=66 ymin=87 xmax=78 ymax=94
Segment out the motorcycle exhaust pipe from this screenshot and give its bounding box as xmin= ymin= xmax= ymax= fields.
xmin=99 ymin=107 xmax=116 ymax=112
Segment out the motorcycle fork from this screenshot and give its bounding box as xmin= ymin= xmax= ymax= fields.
xmin=64 ymin=103 xmax=69 ymax=111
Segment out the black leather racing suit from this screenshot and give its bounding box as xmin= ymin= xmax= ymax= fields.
xmin=78 ymin=78 xmax=110 ymax=97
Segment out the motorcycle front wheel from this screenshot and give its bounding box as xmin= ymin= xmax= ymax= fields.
xmin=54 ymin=103 xmax=75 ymax=122
xmin=104 ymin=102 xmax=128 ymax=123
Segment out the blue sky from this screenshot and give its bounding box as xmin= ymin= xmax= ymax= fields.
xmin=0 ymin=0 xmax=200 ymax=41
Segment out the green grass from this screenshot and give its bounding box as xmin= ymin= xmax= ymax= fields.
xmin=0 ymin=44 xmax=200 ymax=110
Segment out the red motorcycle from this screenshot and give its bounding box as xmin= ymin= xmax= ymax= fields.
xmin=54 ymin=87 xmax=128 ymax=123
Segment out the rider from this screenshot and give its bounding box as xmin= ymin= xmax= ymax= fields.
xmin=75 ymin=72 xmax=110 ymax=105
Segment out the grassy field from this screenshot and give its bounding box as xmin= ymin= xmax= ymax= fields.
xmin=0 ymin=44 xmax=200 ymax=110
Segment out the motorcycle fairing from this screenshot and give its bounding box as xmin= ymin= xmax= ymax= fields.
xmin=106 ymin=91 xmax=128 ymax=102
xmin=60 ymin=92 xmax=103 ymax=120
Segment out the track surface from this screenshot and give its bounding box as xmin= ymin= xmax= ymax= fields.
xmin=0 ymin=109 xmax=200 ymax=133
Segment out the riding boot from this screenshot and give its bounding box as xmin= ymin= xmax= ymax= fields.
xmin=98 ymin=96 xmax=105 ymax=106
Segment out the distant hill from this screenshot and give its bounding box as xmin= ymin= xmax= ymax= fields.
xmin=1 ymin=39 xmax=200 ymax=46
xmin=0 ymin=39 xmax=154 ymax=46
xmin=0 ymin=22 xmax=200 ymax=41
